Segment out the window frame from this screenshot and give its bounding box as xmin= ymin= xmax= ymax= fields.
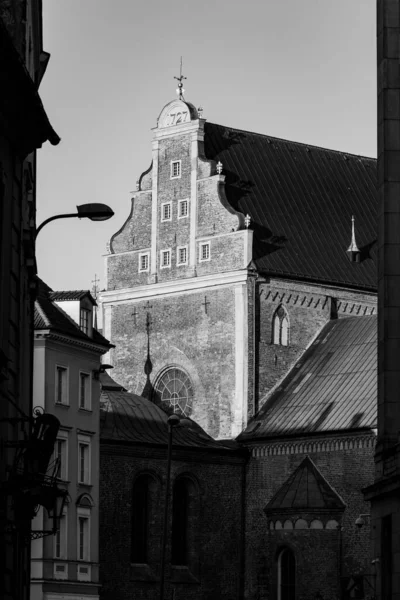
xmin=177 ymin=245 xmax=188 ymax=266
xmin=77 ymin=434 xmax=91 ymax=485
xmin=80 ymin=308 xmax=90 ymax=335
xmin=55 ymin=365 xmax=69 ymax=406
xmin=79 ymin=371 xmax=91 ymax=411
xmin=178 ymin=198 xmax=189 ymax=219
xmin=139 ymin=252 xmax=150 ymax=273
xmin=160 ymin=248 xmax=172 ymax=269
xmin=170 ymin=160 xmax=182 ymax=179
xmin=199 ymin=242 xmax=211 ymax=262
xmin=54 ymin=507 xmax=68 ymax=560
xmin=53 ymin=430 xmax=69 ymax=481
xmin=77 ymin=507 xmax=91 ymax=562
xmin=272 ymin=305 xmax=290 ymax=346
xmin=161 ymin=202 xmax=172 ymax=222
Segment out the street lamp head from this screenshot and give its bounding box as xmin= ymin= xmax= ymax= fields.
xmin=167 ymin=414 xmax=181 ymax=428
xmin=76 ymin=203 xmax=114 ymax=221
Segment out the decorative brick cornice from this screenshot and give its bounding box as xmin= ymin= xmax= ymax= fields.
xmin=34 ymin=331 xmax=107 ymax=355
xmin=249 ymin=433 xmax=376 ymax=458
xmin=258 ymin=288 xmax=376 ymax=316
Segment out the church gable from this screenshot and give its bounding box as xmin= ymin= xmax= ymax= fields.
xmin=265 ymin=456 xmax=346 ymax=513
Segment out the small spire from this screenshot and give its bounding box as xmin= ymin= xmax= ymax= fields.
xmin=347 ymin=215 xmax=361 ymax=263
xmin=174 ymin=56 xmax=187 ymax=100
xmin=216 ymin=161 xmax=223 ymax=175
xmin=347 ymin=215 xmax=360 ymax=252
xmin=244 ymin=214 xmax=251 ymax=229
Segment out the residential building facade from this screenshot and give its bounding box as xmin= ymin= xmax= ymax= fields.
xmin=30 ymin=281 xmax=111 ymax=600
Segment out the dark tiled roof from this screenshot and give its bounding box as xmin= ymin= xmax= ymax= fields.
xmin=50 ymin=290 xmax=97 ymax=305
xmin=239 ymin=315 xmax=377 ymax=441
xmin=265 ymin=456 xmax=345 ymax=512
xmin=204 ymin=123 xmax=377 ymax=290
xmin=35 ymin=279 xmax=111 ymax=348
xmin=100 ymin=377 xmax=241 ymax=452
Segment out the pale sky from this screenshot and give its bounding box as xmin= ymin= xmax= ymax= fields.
xmin=36 ymin=0 xmax=376 ymax=295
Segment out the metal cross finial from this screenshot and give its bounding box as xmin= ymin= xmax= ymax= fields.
xmin=91 ymin=274 xmax=100 ymax=301
xmin=174 ymin=56 xmax=187 ymax=100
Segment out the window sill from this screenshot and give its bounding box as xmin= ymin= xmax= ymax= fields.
xmin=171 ymin=565 xmax=199 ymax=584
xmin=129 ymin=563 xmax=157 ymax=582
xmin=77 ymin=482 xmax=92 ymax=488
xmin=54 ymin=402 xmax=70 ymax=408
xmin=78 ymin=407 xmax=93 ymax=413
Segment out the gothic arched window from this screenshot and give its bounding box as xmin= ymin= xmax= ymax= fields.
xmin=272 ymin=306 xmax=289 ymax=346
xmin=131 ymin=474 xmax=156 ymax=564
xmin=277 ymin=547 xmax=296 ymax=600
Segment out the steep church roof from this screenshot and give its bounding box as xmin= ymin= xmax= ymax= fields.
xmin=239 ymin=315 xmax=377 ymax=441
xmin=265 ymin=456 xmax=345 ymax=512
xmin=204 ymin=123 xmax=377 ymax=290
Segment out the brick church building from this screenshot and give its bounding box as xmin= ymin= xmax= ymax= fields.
xmin=99 ymin=92 xmax=377 ymax=600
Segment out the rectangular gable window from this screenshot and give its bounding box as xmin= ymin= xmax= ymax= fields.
xmin=171 ymin=161 xmax=181 ymax=179
xmin=177 ymin=246 xmax=188 ymax=266
xmin=161 ymin=202 xmax=172 ymax=221
xmin=199 ymin=242 xmax=210 ymax=262
xmin=55 ymin=366 xmax=68 ymax=405
xmin=139 ymin=253 xmax=149 ymax=272
xmin=161 ymin=249 xmax=171 ymax=268
xmin=178 ymin=199 xmax=188 ymax=218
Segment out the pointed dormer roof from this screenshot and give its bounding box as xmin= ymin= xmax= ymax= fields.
xmin=265 ymin=456 xmax=346 ymax=513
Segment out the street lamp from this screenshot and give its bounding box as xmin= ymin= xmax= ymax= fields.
xmin=159 ymin=414 xmax=191 ymax=600
xmin=35 ymin=203 xmax=114 ymax=238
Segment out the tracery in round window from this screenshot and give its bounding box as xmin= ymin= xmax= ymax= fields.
xmin=153 ymin=368 xmax=194 ymax=416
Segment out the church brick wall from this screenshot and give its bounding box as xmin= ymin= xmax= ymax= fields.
xmin=197 ymin=176 xmax=239 ymax=237
xmin=109 ymin=285 xmax=239 ymax=438
xmin=99 ymin=446 xmax=246 ymax=600
xmin=255 ymin=280 xmax=377 ymax=408
xmin=244 ymin=435 xmax=375 ymax=600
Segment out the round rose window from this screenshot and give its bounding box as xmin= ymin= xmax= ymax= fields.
xmin=153 ymin=368 xmax=194 ymax=416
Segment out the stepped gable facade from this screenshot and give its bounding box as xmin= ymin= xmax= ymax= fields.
xmin=99 ymin=95 xmax=378 ymax=599
xmin=101 ymin=97 xmax=377 ymax=441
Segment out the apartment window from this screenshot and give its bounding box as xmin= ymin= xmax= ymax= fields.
xmin=199 ymin=242 xmax=210 ymax=262
xmin=77 ymin=513 xmax=90 ymax=561
xmin=171 ymin=160 xmax=181 ymax=179
xmin=79 ymin=372 xmax=91 ymax=410
xmin=78 ymin=436 xmax=91 ymax=485
xmin=178 ymin=199 xmax=188 ymax=218
xmin=80 ymin=308 xmax=90 ymax=334
xmin=54 ymin=509 xmax=67 ymax=559
xmin=161 ymin=202 xmax=172 ymax=221
xmin=177 ymin=246 xmax=188 ymax=266
xmin=55 ymin=366 xmax=68 ymax=405
xmin=54 ymin=437 xmax=68 ymax=480
xmin=139 ymin=253 xmax=149 ymax=272
xmin=160 ymin=249 xmax=171 ymax=269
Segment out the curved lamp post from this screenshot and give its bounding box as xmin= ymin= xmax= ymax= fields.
xmin=35 ymin=203 xmax=114 ymax=238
